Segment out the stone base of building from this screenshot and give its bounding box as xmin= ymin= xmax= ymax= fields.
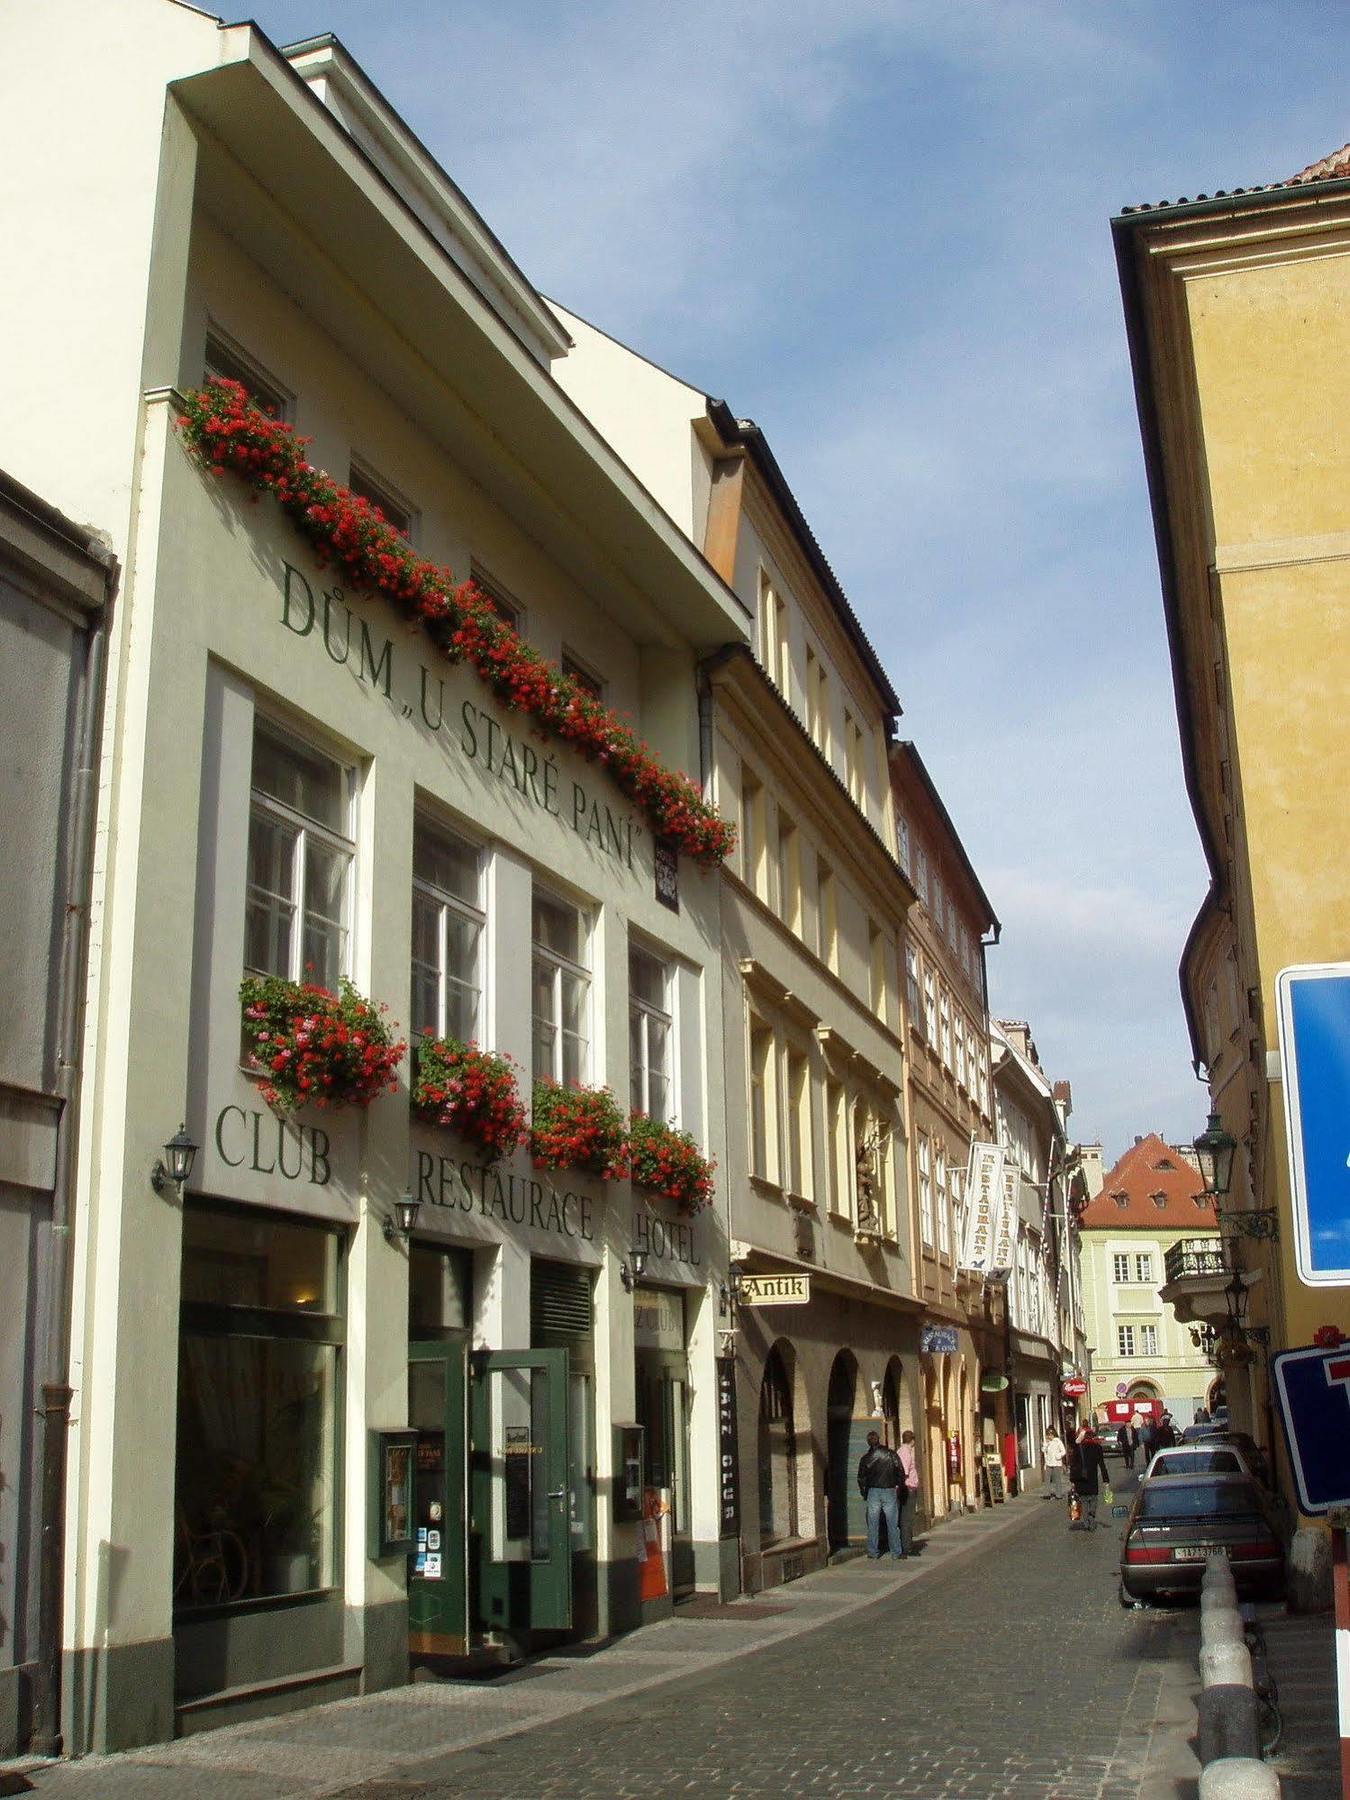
xmin=65 ymin=1635 xmax=175 ymax=1755
xmin=740 ymin=1536 xmax=827 ymax=1594
xmin=0 ymin=1661 xmax=27 ymax=1759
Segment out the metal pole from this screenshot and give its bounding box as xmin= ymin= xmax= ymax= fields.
xmin=1333 ymin=1523 xmax=1350 ymax=1799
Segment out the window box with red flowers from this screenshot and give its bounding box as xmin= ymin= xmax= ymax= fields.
xmin=530 ymin=1081 xmax=630 ymax=1181
xmin=412 ymin=1036 xmax=527 ymax=1162
xmin=628 ymin=1115 xmax=716 ymax=1215
xmin=177 ymin=378 xmax=735 ymax=867
xmin=240 ymin=975 xmax=405 ymax=1116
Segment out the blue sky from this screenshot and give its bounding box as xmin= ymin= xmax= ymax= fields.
xmin=249 ymin=0 xmax=1348 ymax=1160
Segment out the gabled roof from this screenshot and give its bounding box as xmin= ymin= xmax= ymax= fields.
xmin=1077 ymin=1133 xmax=1217 ymax=1231
xmin=1289 ymin=141 xmax=1350 ymax=186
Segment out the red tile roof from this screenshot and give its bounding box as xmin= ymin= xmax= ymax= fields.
xmin=1289 ymin=142 xmax=1350 ymax=186
xmin=1077 ymin=1133 xmax=1217 ymax=1231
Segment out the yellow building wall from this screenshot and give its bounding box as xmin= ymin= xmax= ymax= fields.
xmin=1183 ymin=250 xmax=1350 ymax=1356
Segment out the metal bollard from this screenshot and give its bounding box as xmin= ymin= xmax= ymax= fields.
xmin=1198 ymin=1755 xmax=1281 ymax=1797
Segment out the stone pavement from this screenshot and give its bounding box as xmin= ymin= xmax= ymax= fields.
xmin=11 ymin=1480 xmax=1206 ymax=1799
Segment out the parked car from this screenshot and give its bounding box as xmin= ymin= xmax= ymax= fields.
xmin=1142 ymin=1443 xmax=1254 ymax=1481
xmin=1119 ymin=1472 xmax=1285 ymax=1605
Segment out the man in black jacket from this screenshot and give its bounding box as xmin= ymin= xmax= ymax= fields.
xmin=858 ymin=1431 xmax=907 ymax=1559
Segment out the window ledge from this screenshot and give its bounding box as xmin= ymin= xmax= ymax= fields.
xmin=749 ymin=1173 xmax=784 ymax=1200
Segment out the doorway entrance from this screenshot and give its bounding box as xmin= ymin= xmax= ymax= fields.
xmin=825 ymin=1351 xmax=858 ymax=1549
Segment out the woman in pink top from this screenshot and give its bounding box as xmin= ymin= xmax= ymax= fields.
xmin=897 ymin=1430 xmax=919 ymax=1555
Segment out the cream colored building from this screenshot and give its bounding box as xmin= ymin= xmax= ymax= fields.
xmin=1078 ymin=1136 xmax=1221 ymax=1426
xmin=0 ymin=4 xmax=747 ymax=1752
xmin=1115 ymin=138 xmax=1350 ymax=1604
xmin=889 ymin=742 xmax=1004 ymax=1518
xmin=551 ymin=310 xmax=923 ymax=1584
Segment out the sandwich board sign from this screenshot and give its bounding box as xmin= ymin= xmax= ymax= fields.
xmin=1276 ymin=963 xmax=1350 ymax=1287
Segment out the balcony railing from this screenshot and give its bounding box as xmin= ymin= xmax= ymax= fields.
xmin=1164 ymin=1237 xmax=1229 ymax=1285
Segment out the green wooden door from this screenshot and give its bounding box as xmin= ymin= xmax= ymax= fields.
xmin=470 ymin=1348 xmax=572 ymax=1636
xmin=407 ymin=1340 xmax=468 ymax=1657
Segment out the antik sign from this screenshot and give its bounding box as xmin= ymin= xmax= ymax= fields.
xmin=280 ymin=563 xmax=642 ymax=872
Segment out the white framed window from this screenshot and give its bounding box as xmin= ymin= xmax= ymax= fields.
xmin=758 ymin=569 xmax=789 ymax=696
xmin=939 ymin=988 xmax=952 ymax=1068
xmin=1112 ymin=1252 xmax=1130 ymax=1283
xmin=1141 ymin=1324 xmax=1159 ymax=1356
xmin=749 ymin=1013 xmax=776 ymax=1180
xmin=905 ymin=945 xmax=921 ymax=1027
xmin=245 ymin=716 xmax=354 ymax=991
xmin=411 ymin=819 xmax=484 ymax=1041
xmin=936 ymin=1148 xmax=950 ymax=1255
xmin=825 ymin=1079 xmax=846 ymax=1214
xmin=348 ymin=457 xmax=415 ymax=539
xmin=740 ymin=764 xmax=764 ymax=895
xmin=897 ymin=816 xmax=911 ymax=875
xmin=204 ymin=326 xmax=291 ymax=419
xmin=817 ymin=856 xmax=838 ymax=971
xmin=955 ymin=1017 xmax=967 ymax=1089
xmin=629 ymin=943 xmax=673 ymax=1122
xmin=777 ymin=809 xmax=800 ymax=932
xmin=869 ymin=921 xmax=887 ymax=1018
xmin=922 ymin=970 xmax=936 ymax=1045
xmin=531 ymin=889 xmax=591 ymax=1085
xmin=918 ymin=1134 xmax=933 ymax=1246
xmin=471 ymin=562 xmax=525 ymax=633
xmin=843 ymin=709 xmax=866 ymax=805
xmin=785 ymin=1048 xmax=812 ymax=1198
xmin=915 ymin=846 xmax=929 ymax=905
xmin=561 ymin=650 xmax=604 ymax=701
xmin=1134 ymin=1252 xmax=1153 ymax=1284
xmin=1117 ymin=1325 xmax=1136 ymax=1357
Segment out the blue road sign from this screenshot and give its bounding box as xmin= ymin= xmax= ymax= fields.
xmin=1271 ymin=1343 xmax=1350 ymax=1515
xmin=1276 ymin=964 xmax=1350 ymax=1287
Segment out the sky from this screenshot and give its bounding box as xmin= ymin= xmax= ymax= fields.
xmin=248 ymin=0 xmax=1348 ymax=1162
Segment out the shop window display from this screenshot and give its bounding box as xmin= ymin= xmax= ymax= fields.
xmin=174 ymin=1203 xmax=343 ymax=1610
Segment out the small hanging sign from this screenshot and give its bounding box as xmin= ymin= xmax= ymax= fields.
xmin=654 ymin=838 xmax=679 ymax=912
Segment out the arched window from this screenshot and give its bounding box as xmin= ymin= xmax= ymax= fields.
xmin=758 ymin=1347 xmax=797 ymax=1545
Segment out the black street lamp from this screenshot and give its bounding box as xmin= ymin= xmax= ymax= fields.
xmin=1193 ymin=1110 xmax=1238 ymax=1198
xmin=383 ymin=1190 xmax=422 ymax=1247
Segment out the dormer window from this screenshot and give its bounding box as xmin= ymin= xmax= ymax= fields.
xmin=1154 ymin=1156 xmax=1174 ymax=1171
xmin=1112 ymin=1193 xmax=1128 ymax=1209
xmin=1151 ymin=1192 xmax=1167 ymax=1209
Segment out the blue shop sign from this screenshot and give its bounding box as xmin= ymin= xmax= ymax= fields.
xmin=920 ymin=1324 xmax=959 ymax=1355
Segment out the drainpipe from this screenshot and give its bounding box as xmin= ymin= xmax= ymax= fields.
xmin=29 ymin=555 xmax=117 ymax=1758
xmin=695 ymin=644 xmax=740 ymax=796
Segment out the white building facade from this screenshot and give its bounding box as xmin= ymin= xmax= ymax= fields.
xmin=0 ymin=5 xmax=746 ymax=1752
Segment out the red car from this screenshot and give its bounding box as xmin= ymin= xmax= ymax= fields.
xmin=1119 ymin=1472 xmax=1285 ymax=1605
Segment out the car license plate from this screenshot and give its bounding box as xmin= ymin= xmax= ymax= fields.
xmin=1173 ymin=1546 xmax=1211 ymax=1561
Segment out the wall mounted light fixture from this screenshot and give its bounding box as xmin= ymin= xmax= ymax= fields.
xmin=383 ymin=1191 xmax=421 ymax=1247
xmin=619 ymin=1248 xmax=649 ymax=1292
xmin=150 ymin=1124 xmax=199 ymax=1199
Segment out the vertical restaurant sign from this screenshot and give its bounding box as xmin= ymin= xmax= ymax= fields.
xmin=958 ymin=1141 xmax=1005 ymax=1272
xmin=991 ymin=1164 xmax=1019 ymax=1272
xmin=716 ymin=1357 xmax=740 ymax=1538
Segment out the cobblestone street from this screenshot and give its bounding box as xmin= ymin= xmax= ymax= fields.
xmin=14 ymin=1476 xmax=1211 ymax=1800
xmin=337 ymin=1484 xmax=1178 ymax=1799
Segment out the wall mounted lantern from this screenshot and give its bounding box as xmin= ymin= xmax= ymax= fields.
xmin=383 ymin=1190 xmax=421 ymax=1247
xmin=150 ymin=1124 xmax=198 ymax=1199
xmin=1193 ymin=1110 xmax=1237 ymax=1197
xmin=619 ymin=1248 xmax=649 ymax=1293
xmin=719 ymin=1260 xmax=747 ymax=1317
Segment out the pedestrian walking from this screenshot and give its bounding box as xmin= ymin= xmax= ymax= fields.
xmin=1042 ymin=1427 xmax=1067 ymax=1499
xmin=1155 ymin=1410 xmax=1177 ymax=1450
xmin=897 ymin=1429 xmax=919 ymax=1553
xmin=857 ymin=1430 xmax=907 ymax=1560
xmin=1068 ymin=1424 xmax=1110 ymax=1530
xmin=1116 ymin=1423 xmax=1136 ymax=1470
